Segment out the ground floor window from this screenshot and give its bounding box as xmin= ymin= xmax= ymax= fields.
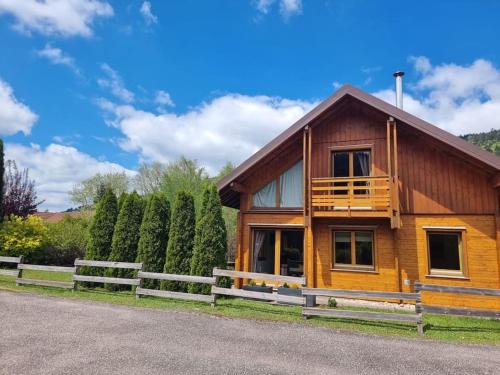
xmin=252 ymin=228 xmax=304 ymax=276
xmin=426 ymin=231 xmax=464 ymax=276
xmin=332 ymin=230 xmax=374 ymax=270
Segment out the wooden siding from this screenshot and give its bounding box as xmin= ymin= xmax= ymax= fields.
xmin=398 ymin=215 xmax=500 ymax=310
xmin=309 ymin=102 xmax=497 ymax=215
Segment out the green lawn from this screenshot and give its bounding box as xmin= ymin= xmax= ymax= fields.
xmin=0 ymin=271 xmax=499 ymax=345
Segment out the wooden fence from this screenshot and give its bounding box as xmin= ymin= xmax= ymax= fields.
xmin=0 ymin=256 xmax=23 ymax=278
xmin=211 ymin=268 xmax=307 ymax=305
xmin=136 ymin=271 xmax=216 ymax=304
xmin=414 ymin=282 xmax=500 ymax=319
xmin=301 ymin=288 xmax=424 ymax=335
xmin=17 ymin=264 xmax=76 ymax=289
xmin=73 ymin=259 xmax=143 ymax=288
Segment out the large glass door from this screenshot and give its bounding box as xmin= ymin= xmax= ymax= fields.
xmin=252 ymin=228 xmax=304 ymax=277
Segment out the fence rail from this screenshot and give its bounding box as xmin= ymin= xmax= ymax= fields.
xmin=211 ymin=268 xmax=306 ymax=306
xmin=136 ymin=271 xmax=216 ymax=304
xmin=0 ymin=255 xmax=22 ymax=278
xmin=73 ymin=259 xmax=142 ymax=288
xmin=414 ymin=282 xmax=500 ymax=319
xmin=16 ymin=263 xmax=75 ymax=289
xmin=302 ymin=287 xmax=424 ymax=334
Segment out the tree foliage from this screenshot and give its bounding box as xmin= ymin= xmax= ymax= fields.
xmin=161 ymin=191 xmax=195 ymax=292
xmin=189 ymin=184 xmax=227 ymax=294
xmin=461 ymin=129 xmax=500 ymax=156
xmin=105 ymin=192 xmax=144 ymax=290
xmin=3 ymin=160 xmax=43 ymax=218
xmin=0 ymin=215 xmax=48 ymax=257
xmin=135 ymin=194 xmax=170 ymax=289
xmin=69 ymin=172 xmax=130 ymax=208
xmin=80 ymin=189 xmax=118 ymax=278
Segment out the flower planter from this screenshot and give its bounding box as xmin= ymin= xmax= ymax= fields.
xmin=277 ymin=286 xmax=302 ymax=297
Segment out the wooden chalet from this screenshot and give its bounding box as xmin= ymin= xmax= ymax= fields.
xmin=218 ymin=84 xmax=500 ymax=310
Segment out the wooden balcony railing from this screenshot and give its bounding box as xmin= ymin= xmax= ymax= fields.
xmin=311 ymin=176 xmax=391 ymax=218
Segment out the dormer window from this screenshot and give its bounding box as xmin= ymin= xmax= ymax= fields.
xmin=252 ymin=160 xmax=303 ymax=208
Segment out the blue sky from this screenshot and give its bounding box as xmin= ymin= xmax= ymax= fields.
xmin=1 ymin=0 xmax=500 ymax=210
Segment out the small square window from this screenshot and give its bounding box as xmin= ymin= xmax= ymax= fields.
xmin=427 ymin=232 xmax=464 ymax=275
xmin=333 ymin=230 xmax=374 ymax=270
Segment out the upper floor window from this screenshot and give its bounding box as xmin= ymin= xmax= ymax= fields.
xmin=332 ymin=149 xmax=371 ymax=178
xmin=252 ymin=160 xmax=303 ymax=208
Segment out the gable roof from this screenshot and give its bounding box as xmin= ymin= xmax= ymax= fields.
xmin=218 ymin=84 xmax=500 ymax=208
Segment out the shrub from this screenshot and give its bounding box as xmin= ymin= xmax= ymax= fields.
xmin=0 ymin=215 xmax=48 ymax=257
xmin=80 ymin=189 xmax=118 ymax=280
xmin=282 ymin=283 xmax=289 ymax=288
xmin=188 ymin=185 xmax=228 ymax=294
xmin=328 ymin=298 xmax=337 ymax=308
xmin=31 ymin=215 xmax=91 ymax=266
xmin=135 ymin=194 xmax=170 ymax=289
xmin=161 ymin=191 xmax=195 ymax=292
xmin=105 ymin=192 xmax=144 ymax=290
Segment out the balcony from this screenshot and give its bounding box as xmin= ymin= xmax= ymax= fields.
xmin=311 ymin=176 xmax=392 ymax=218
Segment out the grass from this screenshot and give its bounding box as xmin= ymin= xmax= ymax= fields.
xmin=0 ymin=271 xmax=499 ymax=345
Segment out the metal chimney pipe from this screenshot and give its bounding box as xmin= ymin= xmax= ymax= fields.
xmin=393 ymin=71 xmax=405 ymax=109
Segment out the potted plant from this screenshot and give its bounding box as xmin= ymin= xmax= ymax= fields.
xmin=242 ymin=280 xmax=273 ymax=294
xmin=277 ymin=282 xmax=302 ymax=297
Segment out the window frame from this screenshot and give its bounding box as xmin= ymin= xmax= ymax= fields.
xmin=329 ymin=145 xmax=374 ymax=178
xmin=331 ymin=229 xmax=376 ymax=271
xmin=250 ymin=226 xmax=305 ymax=277
xmin=425 ymin=229 xmax=467 ymax=278
xmin=251 ymin=158 xmax=303 ymax=210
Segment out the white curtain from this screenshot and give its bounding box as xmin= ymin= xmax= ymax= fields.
xmin=253 ymin=180 xmax=277 ymax=207
xmin=280 ymin=160 xmax=303 ymax=207
xmin=355 ymin=151 xmax=370 ymax=176
xmin=253 ymin=230 xmax=266 ymax=272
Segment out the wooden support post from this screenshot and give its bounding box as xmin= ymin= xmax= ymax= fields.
xmin=15 ymin=255 xmax=23 ymax=286
xmin=234 ymin=211 xmax=243 ymax=289
xmin=392 ymin=120 xmax=401 ymax=229
xmin=274 ymin=229 xmax=281 ymax=277
xmin=211 ymin=275 xmax=220 ymax=308
xmin=73 ymin=258 xmax=80 ymax=292
xmin=136 ymin=263 xmax=144 ymax=300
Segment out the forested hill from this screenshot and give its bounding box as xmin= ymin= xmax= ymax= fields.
xmin=461 ymin=129 xmax=500 ymax=156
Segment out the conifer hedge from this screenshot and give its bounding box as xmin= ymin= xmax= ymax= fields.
xmin=188 ymin=184 xmax=227 ymax=294
xmin=80 ymin=188 xmax=118 ymax=280
xmin=161 ymin=191 xmax=195 ymax=292
xmin=135 ymin=194 xmax=170 ymax=289
xmin=105 ymin=191 xmax=144 ymax=290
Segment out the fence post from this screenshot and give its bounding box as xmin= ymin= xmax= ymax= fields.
xmin=15 ymin=255 xmax=24 ymax=286
xmin=211 ymin=269 xmax=219 ymax=308
xmin=136 ymin=263 xmax=144 ymax=300
xmin=73 ymin=258 xmax=80 ymax=291
xmin=414 ymin=282 xmax=424 ymax=335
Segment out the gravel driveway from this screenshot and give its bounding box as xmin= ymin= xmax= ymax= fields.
xmin=1 ymin=291 xmax=499 ymax=375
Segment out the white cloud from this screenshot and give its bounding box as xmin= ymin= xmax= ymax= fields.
xmin=155 ymin=90 xmax=174 ymax=108
xmin=279 ymin=0 xmax=302 ymax=19
xmin=97 ymin=63 xmax=134 ymax=103
xmin=0 ymin=0 xmax=113 ymax=38
xmin=374 ymin=57 xmax=500 ymax=135
xmin=140 ymin=1 xmax=157 ymax=25
xmin=255 ymin=0 xmax=274 ymax=14
xmin=5 ymin=143 xmax=134 ymax=211
xmin=36 ymin=44 xmax=80 ymax=75
xmin=0 ymin=79 xmax=38 ymax=136
xmin=253 ymin=0 xmax=302 ymax=20
xmin=99 ymin=94 xmax=317 ymax=174
xmin=332 ymin=81 xmax=342 ymax=90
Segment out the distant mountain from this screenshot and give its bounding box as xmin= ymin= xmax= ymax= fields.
xmin=461 ymin=129 xmax=500 ymax=156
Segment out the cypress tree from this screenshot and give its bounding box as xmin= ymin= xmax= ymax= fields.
xmin=117 ymin=191 xmax=128 ymax=211
xmin=161 ymin=191 xmax=195 ymax=292
xmin=135 ymin=194 xmax=170 ymax=289
xmin=105 ymin=192 xmax=144 ymax=290
xmin=188 ymin=184 xmax=227 ymax=294
xmin=80 ymin=188 xmax=118 ymax=281
xmin=0 ymin=139 xmax=4 ymax=222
